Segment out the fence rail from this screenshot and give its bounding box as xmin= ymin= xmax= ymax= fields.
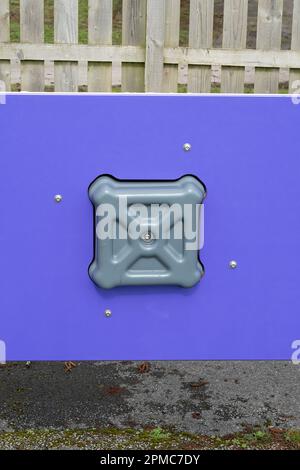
xmin=0 ymin=0 xmax=299 ymax=93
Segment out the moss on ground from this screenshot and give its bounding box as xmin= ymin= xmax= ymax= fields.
xmin=0 ymin=426 xmax=299 ymax=450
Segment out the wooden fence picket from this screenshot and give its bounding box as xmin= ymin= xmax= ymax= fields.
xmin=221 ymin=0 xmax=248 ymax=93
xmin=254 ymin=0 xmax=283 ymax=94
xmin=0 ymin=0 xmax=10 ymax=91
xmin=188 ymin=0 xmax=214 ymax=93
xmin=145 ymin=0 xmax=166 ymax=92
xmin=163 ymin=0 xmax=180 ymax=92
xmin=20 ymin=0 xmax=44 ymax=91
xmin=54 ymin=0 xmax=78 ymax=92
xmin=122 ymin=0 xmax=147 ymax=92
xmin=289 ymin=0 xmax=300 ymax=94
xmin=88 ymin=0 xmax=112 ymax=92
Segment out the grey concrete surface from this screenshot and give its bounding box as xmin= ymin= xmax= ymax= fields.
xmin=0 ymin=361 xmax=299 ymax=436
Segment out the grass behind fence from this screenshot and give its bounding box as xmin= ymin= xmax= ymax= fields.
xmin=9 ymin=0 xmax=191 ymax=45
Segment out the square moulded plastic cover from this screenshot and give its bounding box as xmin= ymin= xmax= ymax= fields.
xmin=89 ymin=175 xmax=206 ymax=288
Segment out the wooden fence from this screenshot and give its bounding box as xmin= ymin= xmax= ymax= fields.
xmin=0 ymin=0 xmax=299 ymax=93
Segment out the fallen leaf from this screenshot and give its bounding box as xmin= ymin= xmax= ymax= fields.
xmin=103 ymin=386 xmax=125 ymax=395
xmin=190 ymin=380 xmax=209 ymax=388
xmin=138 ymin=362 xmax=151 ymax=373
xmin=64 ymin=361 xmax=76 ymax=373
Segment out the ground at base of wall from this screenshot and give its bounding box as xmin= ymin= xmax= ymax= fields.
xmin=0 ymin=427 xmax=300 ymax=450
xmin=0 ymin=361 xmax=300 ymax=446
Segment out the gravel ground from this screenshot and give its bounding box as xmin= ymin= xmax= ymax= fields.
xmin=0 ymin=360 xmax=300 ymax=449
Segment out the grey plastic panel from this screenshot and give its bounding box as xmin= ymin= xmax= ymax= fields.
xmin=89 ymin=175 xmax=206 ymax=288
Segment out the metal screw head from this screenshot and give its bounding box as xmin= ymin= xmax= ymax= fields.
xmin=142 ymin=232 xmax=153 ymax=243
xmin=229 ymin=260 xmax=238 ymax=269
xmin=54 ymin=194 xmax=62 ymax=203
xmin=105 ymin=309 xmax=112 ymax=318
xmin=183 ymin=143 xmax=192 ymax=152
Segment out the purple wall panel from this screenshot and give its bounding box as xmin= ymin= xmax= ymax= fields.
xmin=0 ymin=94 xmax=299 ymax=360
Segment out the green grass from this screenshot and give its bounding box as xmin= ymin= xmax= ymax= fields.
xmin=9 ymin=0 xmax=190 ymax=45
xmin=285 ymin=430 xmax=300 ymax=444
xmin=9 ymin=0 xmax=123 ymax=44
xmin=10 ymin=0 xmax=20 ymax=42
xmin=10 ymin=0 xmax=54 ymax=42
xmin=148 ymin=428 xmax=171 ymax=441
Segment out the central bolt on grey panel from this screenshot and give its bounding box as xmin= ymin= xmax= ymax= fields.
xmin=88 ymin=175 xmax=206 ymax=288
